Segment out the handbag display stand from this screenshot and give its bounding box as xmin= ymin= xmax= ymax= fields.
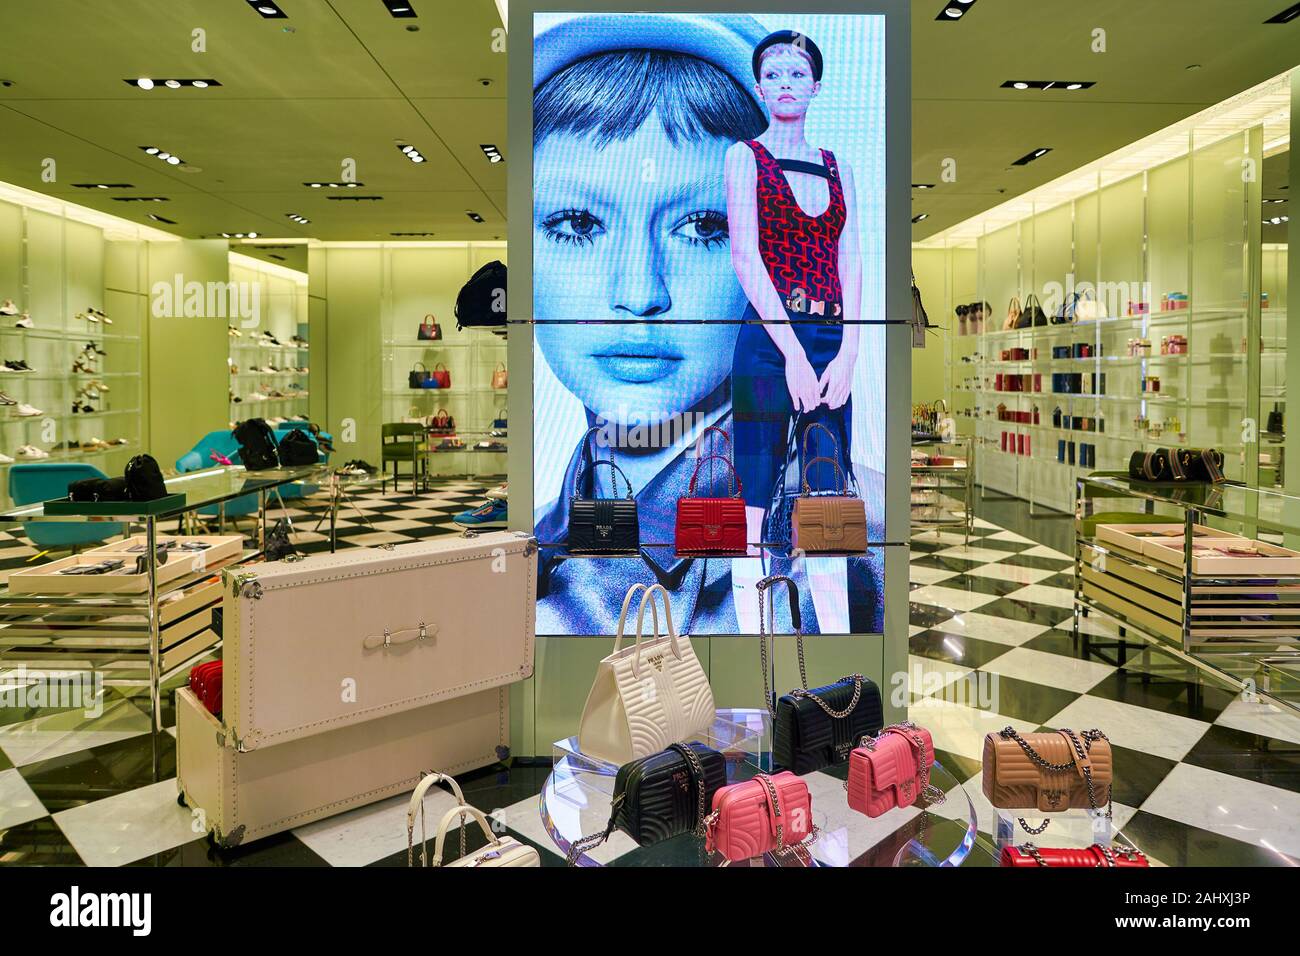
xmin=544 ymin=720 xmax=987 ymax=867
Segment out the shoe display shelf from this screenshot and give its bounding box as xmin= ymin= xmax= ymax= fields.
xmin=228 ymin=336 xmax=310 ymax=418
xmin=382 ymin=334 xmax=508 ymax=480
xmin=1074 ymin=474 xmax=1300 ymax=716
xmin=0 ymin=317 xmax=143 ymax=505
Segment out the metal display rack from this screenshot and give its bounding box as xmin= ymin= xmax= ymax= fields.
xmin=910 ymin=436 xmax=973 ymax=544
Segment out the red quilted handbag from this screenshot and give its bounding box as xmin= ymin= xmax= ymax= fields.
xmin=430 ymin=363 xmax=451 ymax=389
xmin=1000 ymin=844 xmax=1149 ymax=867
xmin=675 ymin=454 xmax=746 ymax=555
xmin=188 ymin=660 xmax=223 ymax=718
xmin=847 ymin=721 xmax=942 ymax=818
xmin=704 ymin=771 xmax=812 ymax=863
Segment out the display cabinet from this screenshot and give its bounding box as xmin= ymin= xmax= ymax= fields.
xmin=1074 ymin=474 xmax=1300 ymax=715
xmin=0 ymin=199 xmax=145 ymax=508
xmin=227 ymin=255 xmax=310 ymax=428
xmin=910 ymin=436 xmax=973 ymax=544
xmin=952 ymin=126 xmax=1268 ymax=515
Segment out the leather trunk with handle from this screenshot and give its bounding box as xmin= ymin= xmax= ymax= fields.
xmin=1000 ymin=844 xmax=1149 ymax=867
xmin=177 ymin=684 xmax=509 ymax=848
xmin=982 ymin=728 xmax=1113 ymax=812
xmin=847 ymin=722 xmax=936 ymax=818
xmin=222 ymin=530 xmax=536 ymax=751
xmin=704 ymin=771 xmax=812 ymax=862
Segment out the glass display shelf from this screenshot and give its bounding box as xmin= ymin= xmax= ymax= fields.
xmin=543 ymin=711 xmax=987 ymax=867
xmin=1082 ymin=475 xmax=1300 ymax=536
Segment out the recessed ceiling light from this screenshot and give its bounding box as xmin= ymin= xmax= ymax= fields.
xmin=72 ymin=183 xmax=134 ymax=189
xmin=913 ymin=183 xmax=935 ymax=190
xmin=112 ymin=196 xmax=169 ymax=202
xmin=123 ymin=78 xmax=222 ymax=89
xmin=944 ymin=8 xmax=963 ymax=17
xmin=164 ymin=79 xmax=182 ymax=89
xmin=1011 ymin=147 xmax=1052 ymax=166
xmin=304 ymin=181 xmax=366 ymax=189
xmin=466 ymin=211 xmax=484 ymax=222
xmin=192 ymin=80 xmax=208 ymax=89
xmin=1264 ymin=198 xmax=1287 ymax=204
xmin=397 ymin=143 xmax=427 ymax=164
xmin=249 ymin=1 xmax=287 ymax=18
xmin=147 ymin=213 xmax=177 ymax=224
xmin=135 ymin=78 xmax=154 ymax=90
xmin=1002 ymin=80 xmax=1095 ymax=91
xmin=1065 ymin=83 xmax=1083 ymax=90
xmin=938 ymin=0 xmax=982 ymax=20
xmin=140 ymin=145 xmax=186 ymax=165
xmin=382 ymin=0 xmax=418 ymax=17
xmin=327 ymin=195 xmax=384 ymax=201
xmin=1013 ymin=82 xmax=1029 ymax=90
xmin=912 ymin=214 xmax=929 ymax=223
xmin=391 ymin=232 xmax=437 ymax=237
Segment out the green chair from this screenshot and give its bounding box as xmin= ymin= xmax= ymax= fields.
xmin=381 ymin=423 xmax=427 ymax=495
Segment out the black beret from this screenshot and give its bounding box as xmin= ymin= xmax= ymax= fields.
xmin=752 ymin=30 xmax=823 ymax=82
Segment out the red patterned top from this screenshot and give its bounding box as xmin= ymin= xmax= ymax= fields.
xmin=744 ymin=139 xmax=846 ymax=303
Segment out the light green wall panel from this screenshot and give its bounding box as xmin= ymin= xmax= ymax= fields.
xmin=0 ymin=201 xmax=23 ymax=300
xmin=146 ymin=240 xmax=230 ymax=468
xmin=1031 ymin=202 xmax=1072 ymax=308
xmin=1099 ymin=175 xmax=1145 ymax=296
xmin=65 ymin=220 xmax=104 ymax=316
xmin=1148 ymin=155 xmax=1190 ymax=300
xmin=26 ymin=210 xmax=66 ymax=327
xmin=323 ymin=248 xmax=384 ymax=461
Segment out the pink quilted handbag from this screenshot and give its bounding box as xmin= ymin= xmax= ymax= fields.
xmin=703 ymin=771 xmax=812 ymax=862
xmin=846 ymin=722 xmax=944 ymax=818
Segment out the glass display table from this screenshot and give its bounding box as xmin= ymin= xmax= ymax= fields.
xmin=0 ymin=464 xmax=336 ymax=779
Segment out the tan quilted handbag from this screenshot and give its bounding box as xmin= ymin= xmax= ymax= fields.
xmin=983 ymin=727 xmax=1113 ymax=813
xmin=791 ymin=424 xmax=867 ymax=554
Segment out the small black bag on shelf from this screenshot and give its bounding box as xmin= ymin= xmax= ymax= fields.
xmin=278 ymin=429 xmax=318 ymax=466
xmin=124 ymin=454 xmax=167 ymax=501
xmin=232 ymin=418 xmax=280 ymax=471
xmin=1128 ymin=449 xmax=1174 ymax=482
xmin=68 ymin=476 xmax=128 ymax=502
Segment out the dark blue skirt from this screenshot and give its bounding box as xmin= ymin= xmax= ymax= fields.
xmin=731 ymin=304 xmax=852 ymax=508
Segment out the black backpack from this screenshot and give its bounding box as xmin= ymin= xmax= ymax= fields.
xmin=278 ymin=429 xmax=318 ymax=466
xmin=233 ymin=419 xmax=280 ymax=471
xmin=125 ymin=454 xmax=168 ymax=501
xmin=455 ymin=260 xmax=506 ymax=330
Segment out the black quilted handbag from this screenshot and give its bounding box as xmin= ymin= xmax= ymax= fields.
xmin=565 ymin=742 xmax=725 ymax=864
xmin=760 ymin=575 xmax=883 ymax=773
xmin=567 ymin=458 xmax=639 ymax=554
xmin=1168 ymin=447 xmax=1226 ymax=483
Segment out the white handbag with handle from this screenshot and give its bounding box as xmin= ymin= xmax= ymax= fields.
xmin=577 ymin=583 xmax=717 ymax=765
xmin=407 ymin=771 xmax=466 ymax=867
xmin=432 ymin=803 xmax=540 ymax=868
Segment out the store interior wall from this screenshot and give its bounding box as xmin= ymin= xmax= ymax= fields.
xmin=145 ymin=240 xmax=230 ymax=470
xmin=1288 ymin=72 xmax=1300 ymax=518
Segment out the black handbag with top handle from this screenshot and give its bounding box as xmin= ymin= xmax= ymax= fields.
xmin=568 ymin=458 xmax=639 ymax=554
xmin=760 ymin=575 xmax=883 ymax=773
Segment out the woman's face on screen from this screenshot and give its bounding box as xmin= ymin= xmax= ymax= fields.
xmin=534 ymin=114 xmax=744 ymax=428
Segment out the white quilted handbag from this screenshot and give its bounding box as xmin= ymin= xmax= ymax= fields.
xmin=577 ymin=583 xmax=717 ymax=765
xmin=406 ymin=771 xmax=466 ymax=867
xmin=432 ymin=804 xmax=540 ymax=868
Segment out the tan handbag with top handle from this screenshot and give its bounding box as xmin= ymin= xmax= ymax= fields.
xmin=983 ymin=727 xmax=1113 ymax=823
xmin=790 ymin=423 xmax=867 ymax=554
xmin=491 ymin=362 xmax=508 ymax=389
xmin=1003 ymin=296 xmax=1022 ymax=330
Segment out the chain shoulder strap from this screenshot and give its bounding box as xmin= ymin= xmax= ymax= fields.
xmin=669 ymin=743 xmax=710 ymax=836
xmin=565 ymin=794 xmax=623 ymax=867
xmin=757 ymin=574 xmax=805 ymax=719
xmin=999 ymin=726 xmax=1113 ymax=830
xmin=755 ymin=772 xmax=785 ymax=848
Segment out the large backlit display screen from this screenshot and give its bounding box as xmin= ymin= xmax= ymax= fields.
xmin=532 ymin=11 xmax=887 ymax=636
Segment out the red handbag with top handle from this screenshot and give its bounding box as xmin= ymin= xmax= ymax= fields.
xmin=847 ymin=722 xmax=941 ymax=818
xmin=704 ymin=771 xmax=812 ymax=863
xmin=430 ymin=363 xmax=451 ymax=389
xmin=675 ymin=454 xmax=746 ymax=555
xmin=1000 ymin=844 xmax=1149 ymax=867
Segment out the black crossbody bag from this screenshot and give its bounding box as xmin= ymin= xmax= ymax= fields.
xmin=565 ymin=742 xmax=725 ymax=864
xmin=568 ymin=456 xmax=640 ymax=554
xmin=760 ymin=574 xmax=883 ymax=774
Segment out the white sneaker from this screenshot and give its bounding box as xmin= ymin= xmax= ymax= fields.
xmin=0 ymin=451 xmax=13 ymax=464
xmin=485 ymin=483 xmax=508 ymax=501
xmin=14 ymin=315 xmax=33 ymax=329
xmin=0 ymin=299 xmax=17 ymax=316
xmin=16 ymin=445 xmax=48 ymax=460
xmin=16 ymin=403 xmax=43 ymax=417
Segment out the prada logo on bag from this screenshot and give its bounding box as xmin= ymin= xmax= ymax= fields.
xmin=835 ymin=741 xmax=853 ymax=758
xmin=672 ymin=770 xmax=690 ymax=793
xmin=596 ymin=525 xmax=611 ymax=539
xmin=704 ymin=525 xmax=721 ymax=538
xmin=1044 ymin=789 xmax=1064 ymax=808
xmin=900 ymin=779 xmax=915 ymax=799
xmin=645 ymin=653 xmax=665 ymax=672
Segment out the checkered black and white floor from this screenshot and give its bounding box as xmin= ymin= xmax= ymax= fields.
xmin=0 ymin=487 xmax=1297 ymax=867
